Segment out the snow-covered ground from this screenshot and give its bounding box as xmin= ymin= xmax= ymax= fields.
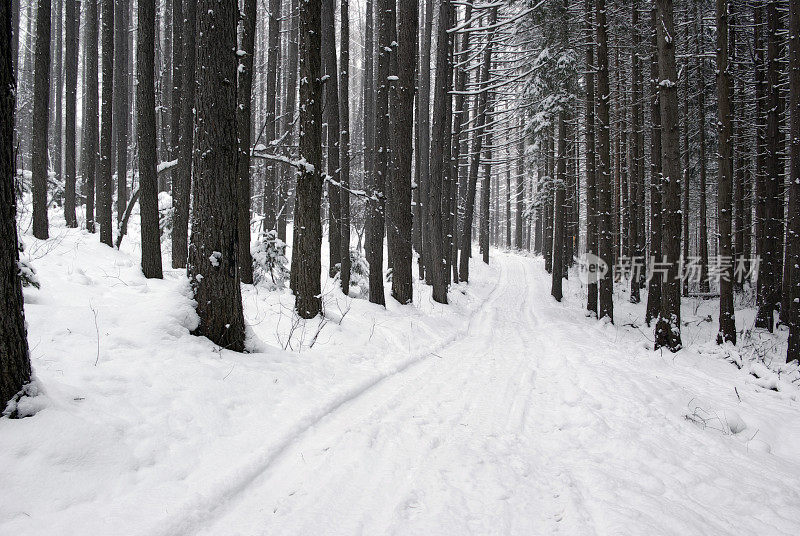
xmin=3 ymin=210 xmax=800 ymax=535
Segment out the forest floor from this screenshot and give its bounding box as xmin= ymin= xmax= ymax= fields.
xmin=3 ymin=209 xmax=800 ymax=535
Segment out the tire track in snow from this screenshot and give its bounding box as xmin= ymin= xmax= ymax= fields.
xmin=142 ymin=261 xmax=510 ymax=536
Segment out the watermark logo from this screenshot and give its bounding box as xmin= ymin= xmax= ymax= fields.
xmin=578 ymin=253 xmax=609 ymax=285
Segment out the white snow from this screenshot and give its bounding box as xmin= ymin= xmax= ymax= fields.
xmin=2 ymin=210 xmax=800 ymax=535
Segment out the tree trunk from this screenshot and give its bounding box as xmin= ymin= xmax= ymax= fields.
xmin=551 ymin=112 xmax=566 ymax=302
xmin=388 ymin=0 xmax=417 ymax=304
xmin=52 ymin=0 xmax=63 ymax=200
xmin=1 ymin=0 xmax=33 ymax=413
xmin=366 ymin=0 xmax=391 ymax=306
xmin=596 ymin=0 xmax=613 ymax=322
xmin=338 ymin=0 xmax=351 ymax=295
xmin=654 ymin=0 xmax=682 ymax=352
xmin=788 ymin=0 xmax=800 ymax=363
xmin=114 ymin=0 xmax=128 ymax=223
xmin=277 ymin=0 xmax=298 ymax=243
xmin=756 ymin=0 xmax=783 ymax=332
xmin=187 ymin=0 xmax=246 ymax=348
xmin=63 ymin=0 xmax=79 ymax=227
xmin=645 ymin=3 xmax=662 ymax=326
xmin=681 ymin=7 xmax=690 ymax=297
xmin=137 ymin=0 xmax=163 ymax=278
xmin=584 ymin=0 xmax=597 ymax=315
xmin=696 ymin=12 xmax=710 ymax=293
xmin=427 ymin=0 xmax=455 ymax=303
xmin=31 ymin=0 xmax=51 ymax=240
xmin=97 ymin=0 xmax=113 ymax=246
xmin=290 ymin=0 xmax=323 ymax=318
xmin=716 ymin=0 xmax=735 ymax=344
xmin=261 ymin=0 xmax=281 ymax=232
xmin=236 ymin=0 xmax=256 ymax=284
xmin=416 ymin=0 xmax=434 ymax=280
xmin=322 ymin=0 xmax=341 ymax=278
xmin=516 ymin=129 xmax=525 ymax=251
xmin=628 ymin=0 xmax=641 ymax=304
xmin=82 ymin=0 xmax=97 ymax=233
xmin=171 ymin=0 xmax=195 ymax=268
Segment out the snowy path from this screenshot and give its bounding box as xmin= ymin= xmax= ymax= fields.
xmin=173 ymin=256 xmax=800 ymax=536
xmin=5 ymin=234 xmax=800 ymax=536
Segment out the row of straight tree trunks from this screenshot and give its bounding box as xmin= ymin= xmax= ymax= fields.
xmin=516 ymin=0 xmax=797 ymax=362
xmin=2 ymin=0 xmax=798 ymax=413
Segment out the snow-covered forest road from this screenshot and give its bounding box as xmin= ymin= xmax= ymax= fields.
xmin=3 ymin=232 xmax=800 ymax=536
xmin=181 ymin=258 xmax=799 ymax=536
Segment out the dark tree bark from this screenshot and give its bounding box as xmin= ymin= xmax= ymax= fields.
xmin=756 ymin=0 xmax=783 ymax=332
xmin=338 ymin=0 xmax=351 ymax=294
xmin=551 ymin=113 xmax=566 ymax=302
xmin=366 ymin=0 xmax=390 ymax=306
xmin=416 ymin=0 xmax=433 ymax=279
xmin=277 ymin=0 xmax=299 ymax=243
xmin=322 ymin=0 xmax=341 ymax=278
xmin=516 ymin=132 xmax=525 ymax=250
xmin=584 ymin=0 xmax=597 ymax=316
xmin=262 ymin=0 xmax=280 ymax=231
xmin=681 ymin=8 xmax=690 ymax=298
xmin=82 ymin=0 xmax=97 ymax=233
xmin=654 ymin=0 xmax=682 ymax=352
xmin=290 ymin=0 xmax=323 ymax=318
xmin=754 ymin=3 xmax=767 ymax=308
xmin=543 ymin=132 xmax=553 ymax=274
xmin=716 ymin=0 xmax=735 ymax=344
xmin=596 ymin=0 xmax=613 ymax=322
xmin=427 ymin=0 xmax=455 ymax=303
xmin=696 ymin=12 xmax=710 ymax=294
xmin=114 ymin=0 xmax=128 ymax=223
xmin=97 ymin=0 xmax=113 ymax=246
xmin=788 ymin=0 xmax=799 ymax=363
xmin=171 ymin=0 xmax=194 ymax=268
xmin=187 ymin=0 xmax=246 ymax=348
xmin=170 ymin=0 xmax=181 ymax=158
xmin=52 ymin=0 xmax=63 ymax=198
xmin=480 ymin=93 xmax=493 ymax=266
xmin=388 ymin=0 xmax=417 ymax=304
xmin=31 ymin=0 xmax=51 ymax=240
xmin=1 ymin=0 xmax=33 ymax=414
xmin=732 ymin=11 xmax=747 ymax=290
xmin=63 ymin=0 xmax=79 ymax=227
xmin=628 ymin=0 xmax=641 ymax=304
xmin=236 ymin=0 xmax=256 ymax=284
xmin=137 ymin=0 xmax=163 ymax=278
xmin=645 ymin=3 xmax=662 ymax=326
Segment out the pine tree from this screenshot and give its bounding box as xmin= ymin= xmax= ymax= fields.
xmin=595 ymin=0 xmax=613 ymax=322
xmin=654 ymin=0 xmax=682 ymax=352
xmin=187 ymin=0 xmax=246 ymax=347
xmin=290 ymin=0 xmax=324 ymax=318
xmin=171 ymin=0 xmax=195 ymax=269
xmin=716 ymin=0 xmax=735 ymax=344
xmin=236 ymin=0 xmax=256 ymax=284
xmin=31 ymin=0 xmax=51 ymax=240
xmin=137 ymin=0 xmax=163 ymax=278
xmin=1 ymin=0 xmax=33 ymax=413
xmin=97 ymin=0 xmax=113 ymax=246
xmin=388 ymin=0 xmax=417 ymax=304
xmin=63 ymin=0 xmax=79 ymax=228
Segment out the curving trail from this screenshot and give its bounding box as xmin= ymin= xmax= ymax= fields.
xmin=182 ymin=255 xmax=799 ymax=536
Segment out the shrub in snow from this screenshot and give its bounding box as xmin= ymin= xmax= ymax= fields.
xmin=333 ymin=248 xmax=369 ymax=298
xmin=17 ymin=258 xmax=40 ymax=289
xmin=158 ymin=192 xmax=174 ymax=241
xmin=253 ymin=230 xmax=290 ymax=290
